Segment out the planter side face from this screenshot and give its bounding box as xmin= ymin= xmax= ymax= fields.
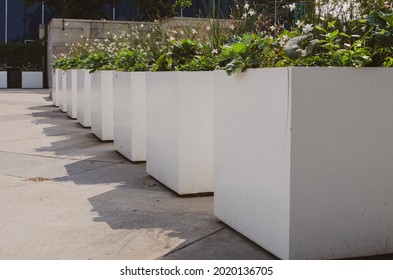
xmin=113 ymin=72 xmax=146 ymax=162
xmin=177 ymin=71 xmax=214 ymax=194
xmin=130 ymin=72 xmax=147 ymax=161
xmin=82 ymin=70 xmax=92 ymax=127
xmin=52 ymin=71 xmax=57 ymax=105
xmin=214 ymin=69 xmax=291 ymax=259
xmin=289 ymin=68 xmax=393 ymax=259
xmin=0 ymin=72 xmax=6 ymax=88
xmin=61 ymin=71 xmax=68 ymax=112
xmin=91 ymin=71 xmax=114 ymax=141
xmin=21 ymin=72 xmax=43 ymax=89
xmin=56 ymin=70 xmax=63 ymax=107
xmin=66 ymin=70 xmax=78 ymax=119
xmin=146 ymin=72 xmax=179 ymax=192
xmin=77 ymin=70 xmax=91 ymax=127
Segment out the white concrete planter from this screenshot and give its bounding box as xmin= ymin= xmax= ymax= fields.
xmin=77 ymin=70 xmax=91 ymax=128
xmin=113 ymin=72 xmax=146 ymax=162
xmin=66 ymin=70 xmax=78 ymax=119
xmin=0 ymin=71 xmax=7 ymax=88
xmin=55 ymin=69 xmax=63 ymax=108
xmin=146 ymin=71 xmax=214 ymax=195
xmin=214 ymin=68 xmax=393 ymax=260
xmin=91 ymin=71 xmax=114 ymax=141
xmin=61 ymin=70 xmax=68 ymax=113
xmin=22 ymin=71 xmax=43 ymax=89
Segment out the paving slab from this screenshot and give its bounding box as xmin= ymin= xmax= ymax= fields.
xmin=161 ymin=228 xmax=278 ymax=260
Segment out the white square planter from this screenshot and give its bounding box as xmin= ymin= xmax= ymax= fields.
xmin=22 ymin=71 xmax=43 ymax=89
xmin=91 ymin=71 xmax=114 ymax=141
xmin=146 ymin=72 xmax=214 ymax=195
xmin=1 ymin=71 xmax=7 ymax=88
xmin=77 ymin=70 xmax=91 ymax=128
xmin=61 ymin=70 xmax=68 ymax=113
xmin=66 ymin=70 xmax=78 ymax=119
xmin=54 ymin=69 xmax=63 ymax=108
xmin=214 ymin=68 xmax=393 ymax=260
xmin=113 ymin=72 xmax=146 ymax=162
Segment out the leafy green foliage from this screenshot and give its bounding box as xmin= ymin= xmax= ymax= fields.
xmin=217 ymin=33 xmax=276 ymax=75
xmin=0 ymin=40 xmax=44 ymax=71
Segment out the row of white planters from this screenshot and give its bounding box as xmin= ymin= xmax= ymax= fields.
xmin=52 ymin=67 xmax=393 ymax=260
xmin=0 ymin=71 xmax=43 ymax=88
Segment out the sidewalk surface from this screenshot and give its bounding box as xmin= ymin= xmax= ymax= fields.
xmin=0 ymin=89 xmax=277 ymax=260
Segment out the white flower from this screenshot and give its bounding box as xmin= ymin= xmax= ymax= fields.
xmin=269 ymin=25 xmax=276 ymax=31
xmin=140 ymin=24 xmax=144 ymax=28
xmin=303 ymin=23 xmax=313 ymax=33
xmin=244 ymin=2 xmax=249 ymax=10
xmin=242 ymin=13 xmax=247 ymax=19
xmin=248 ymin=9 xmax=256 ymax=16
xmin=229 ymin=24 xmax=235 ymax=31
xmin=172 ymin=29 xmax=178 ymax=34
xmin=212 ymin=49 xmax=218 ymax=55
xmin=288 ymin=3 xmax=296 ymax=12
xmin=180 ymin=30 xmax=184 ymax=35
xmin=296 ymin=20 xmax=302 ymax=27
xmin=146 ymin=33 xmax=151 ymax=38
xmin=191 ymin=28 xmax=197 ymax=34
xmin=206 ymin=25 xmax=211 ymax=31
xmin=169 ymin=36 xmax=175 ymax=41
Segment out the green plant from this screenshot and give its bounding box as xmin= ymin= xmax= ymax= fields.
xmin=113 ymin=49 xmax=150 ymax=71
xmin=154 ymin=38 xmax=203 ymax=71
xmin=217 ymin=33 xmax=276 ymax=74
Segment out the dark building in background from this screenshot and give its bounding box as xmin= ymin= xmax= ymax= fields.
xmin=0 ymin=0 xmax=238 ymax=43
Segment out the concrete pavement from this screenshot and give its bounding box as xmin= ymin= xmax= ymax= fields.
xmin=0 ymin=89 xmax=277 ymax=260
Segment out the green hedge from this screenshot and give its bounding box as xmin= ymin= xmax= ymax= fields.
xmin=0 ymin=40 xmax=45 ymax=71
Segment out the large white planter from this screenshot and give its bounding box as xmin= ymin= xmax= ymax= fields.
xmin=113 ymin=72 xmax=146 ymax=162
xmin=61 ymin=70 xmax=68 ymax=113
xmin=214 ymin=68 xmax=393 ymax=260
xmin=0 ymin=71 xmax=6 ymax=88
xmin=146 ymin=72 xmax=214 ymax=195
xmin=91 ymin=71 xmax=114 ymax=141
xmin=66 ymin=70 xmax=78 ymax=119
xmin=55 ymin=69 xmax=63 ymax=108
xmin=22 ymin=71 xmax=43 ymax=88
xmin=77 ymin=70 xmax=91 ymax=128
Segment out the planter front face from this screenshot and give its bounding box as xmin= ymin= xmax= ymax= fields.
xmin=0 ymin=71 xmax=7 ymax=88
xmin=214 ymin=69 xmax=291 ymax=259
xmin=66 ymin=70 xmax=78 ymax=119
xmin=113 ymin=72 xmax=146 ymax=161
xmin=146 ymin=71 xmax=213 ymax=195
xmin=91 ymin=71 xmax=114 ymax=141
xmin=22 ymin=72 xmax=43 ymax=89
xmin=214 ymin=68 xmax=393 ymax=260
xmin=61 ymin=70 xmax=68 ymax=112
xmin=77 ymin=70 xmax=91 ymax=128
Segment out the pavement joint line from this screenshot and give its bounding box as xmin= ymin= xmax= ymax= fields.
xmin=52 ymin=162 xmax=122 ymax=180
xmin=0 ymin=131 xmax=86 ymax=145
xmin=0 ymin=150 xmax=125 ymax=164
xmin=157 ymin=226 xmax=228 ymax=259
